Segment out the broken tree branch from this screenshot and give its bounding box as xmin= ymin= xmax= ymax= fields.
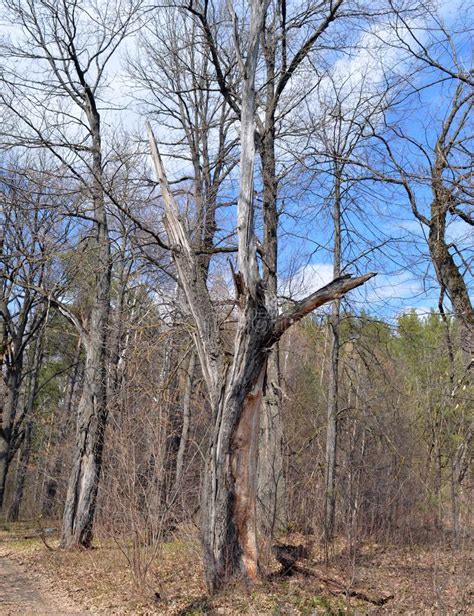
xmin=273 ymin=273 xmax=376 ymax=339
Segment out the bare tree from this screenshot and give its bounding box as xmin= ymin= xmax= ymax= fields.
xmin=366 ymin=3 xmax=473 ymax=370
xmin=147 ymin=0 xmax=375 ymax=590
xmin=0 ymin=0 xmax=142 ymax=546
xmin=0 ymin=164 xmax=51 ymax=509
xmin=184 ymin=0 xmax=349 ymax=537
xmin=301 ymin=63 xmax=392 ymax=544
xmin=358 ymin=8 xmax=473 ymax=538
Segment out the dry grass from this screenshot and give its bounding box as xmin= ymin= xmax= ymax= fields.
xmin=0 ymin=522 xmax=472 ymax=614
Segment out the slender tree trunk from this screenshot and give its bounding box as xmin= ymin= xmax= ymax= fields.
xmin=7 ymin=333 xmax=44 ymax=521
xmin=324 ymin=164 xmax=342 ymax=545
xmin=7 ymin=421 xmax=31 ymax=522
xmin=258 ymin=349 xmax=285 ymax=535
xmin=0 ymin=366 xmax=22 ymax=510
xmin=42 ymin=337 xmax=81 ymax=518
xmin=158 ymin=333 xmax=179 ymax=509
xmin=258 ymin=120 xmax=286 ymax=535
xmin=0 ymin=207 xmax=6 ymax=509
xmin=61 ymin=332 xmax=108 ymax=547
xmin=0 ymin=437 xmax=9 ymax=510
xmin=61 ymin=102 xmax=111 ymax=548
xmin=450 ymin=465 xmax=460 ymax=542
xmin=450 ymin=428 xmax=472 ymax=544
xmin=174 ymin=350 xmax=196 ymax=491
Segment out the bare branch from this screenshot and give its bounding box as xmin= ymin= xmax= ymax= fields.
xmin=274 ymin=272 xmax=376 ymax=339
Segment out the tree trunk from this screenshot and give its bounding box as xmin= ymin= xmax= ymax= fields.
xmin=258 ymin=87 xmax=286 ymax=535
xmin=60 ymin=332 xmax=108 ymax=547
xmin=258 ymin=349 xmax=285 ymax=535
xmin=0 ymin=210 xmax=7 ymax=509
xmin=198 ymin=273 xmax=374 ymax=591
xmin=0 ymin=366 xmax=22 ymax=510
xmin=428 ymin=214 xmax=473 ymax=369
xmin=174 ymin=349 xmax=196 ymax=491
xmin=0 ymin=435 xmax=9 ymax=510
xmin=201 ymin=295 xmax=271 ymax=591
xmin=429 ymin=112 xmax=474 ymax=369
xmin=42 ymin=337 xmax=81 ymax=518
xmin=61 ymin=101 xmax=111 ymax=548
xmin=7 ymin=333 xmax=44 ymax=521
xmin=324 ymin=164 xmax=342 ymax=545
xmin=7 ymin=421 xmax=32 ymax=522
xmin=324 ymin=303 xmax=339 ymax=544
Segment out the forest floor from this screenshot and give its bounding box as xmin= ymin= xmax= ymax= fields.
xmin=0 ymin=541 xmax=86 ymax=614
xmin=0 ymin=522 xmax=472 ymax=615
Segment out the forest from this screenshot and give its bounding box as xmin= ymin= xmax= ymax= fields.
xmin=0 ymin=0 xmax=472 ymax=614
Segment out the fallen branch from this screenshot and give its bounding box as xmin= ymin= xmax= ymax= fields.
xmin=272 ymin=543 xmax=393 ymax=606
xmin=293 ymin=562 xmax=394 ymax=606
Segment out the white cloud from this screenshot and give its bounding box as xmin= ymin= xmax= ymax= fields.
xmin=368 ymin=271 xmax=423 ymax=302
xmin=446 ymin=219 xmax=472 ymax=249
xmin=280 ymin=262 xmax=334 ymax=300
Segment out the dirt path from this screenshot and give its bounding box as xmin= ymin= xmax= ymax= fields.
xmin=0 ymin=555 xmax=87 ymax=615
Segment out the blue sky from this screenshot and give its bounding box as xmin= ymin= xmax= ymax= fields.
xmin=2 ymin=0 xmax=471 ymax=325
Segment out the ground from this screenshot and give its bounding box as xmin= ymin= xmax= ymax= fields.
xmin=0 ymin=546 xmax=86 ymax=614
xmin=0 ymin=522 xmax=472 ymax=615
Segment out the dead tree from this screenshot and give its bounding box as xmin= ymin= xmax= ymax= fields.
xmin=147 ymin=0 xmax=374 ymax=591
xmin=186 ymin=0 xmax=347 ymax=538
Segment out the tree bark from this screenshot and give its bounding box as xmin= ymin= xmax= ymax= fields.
xmin=174 ymin=350 xmax=196 ymax=491
xmin=258 ymin=349 xmax=286 ymax=535
xmin=257 ymin=48 xmax=286 ymax=535
xmin=7 ymin=421 xmax=32 ymax=522
xmin=199 ymin=274 xmax=375 ymax=592
xmin=201 ymin=289 xmax=272 ymax=591
xmin=0 ymin=365 xmax=22 ymax=510
xmin=61 ymin=326 xmax=109 ymax=547
xmin=428 ymin=207 xmax=473 ymax=368
xmin=61 ymin=98 xmax=111 ymax=549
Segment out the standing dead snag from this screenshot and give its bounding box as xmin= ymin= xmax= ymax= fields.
xmin=148 ymin=124 xmax=375 ymax=591
xmin=148 ymin=0 xmax=375 ymax=592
